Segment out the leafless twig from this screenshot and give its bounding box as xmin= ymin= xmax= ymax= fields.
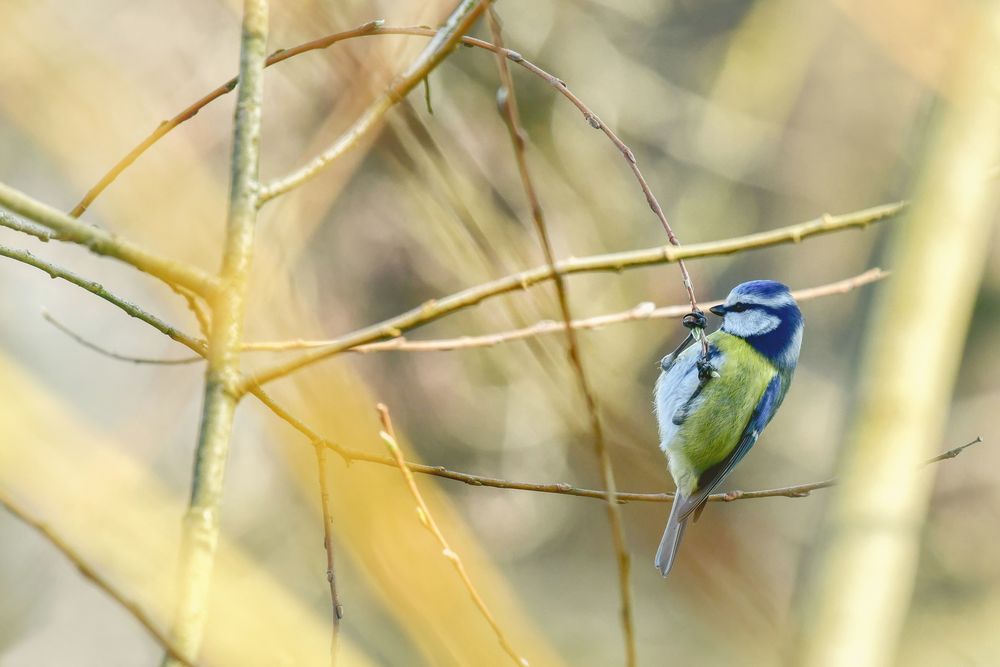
xmin=312 ymin=443 xmax=343 ymax=666
xmin=240 ymin=203 xmax=900 ymax=391
xmin=259 ymin=4 xmax=492 ymax=203
xmin=0 ymin=490 xmax=196 ymax=667
xmin=43 ymin=311 xmax=202 ymax=365
xmin=377 ymin=404 xmax=529 ymax=667
xmin=487 ymin=10 xmax=634 ymax=664
xmin=323 ymin=433 xmax=986 ymax=505
xmin=244 ymin=268 xmax=887 ymax=354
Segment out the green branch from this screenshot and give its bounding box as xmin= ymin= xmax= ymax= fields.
xmin=163 ymin=2 xmax=269 ymax=665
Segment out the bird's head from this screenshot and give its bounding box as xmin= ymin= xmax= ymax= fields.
xmin=709 ymin=280 xmax=803 ymax=367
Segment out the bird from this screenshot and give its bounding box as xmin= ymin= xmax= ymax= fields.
xmin=653 ymin=280 xmax=803 ymax=576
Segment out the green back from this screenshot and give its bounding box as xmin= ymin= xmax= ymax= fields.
xmin=676 ymin=331 xmax=777 ymax=476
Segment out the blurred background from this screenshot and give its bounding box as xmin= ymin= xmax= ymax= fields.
xmin=0 ymin=0 xmax=998 ymax=665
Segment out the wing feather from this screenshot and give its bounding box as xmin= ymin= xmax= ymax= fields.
xmin=678 ymin=373 xmax=784 ymax=521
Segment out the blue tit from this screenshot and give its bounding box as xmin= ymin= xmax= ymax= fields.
xmin=653 ymin=280 xmax=803 ymax=576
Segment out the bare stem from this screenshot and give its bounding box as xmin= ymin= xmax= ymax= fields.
xmin=258 ymin=3 xmax=492 ymax=203
xmin=487 ymin=10 xmax=634 ymax=664
xmin=312 ymin=443 xmax=343 ymax=666
xmin=4 ymin=237 xmax=901 ymax=509
xmin=377 ymin=404 xmax=529 ymax=667
xmin=317 ymin=426 xmax=986 ymax=506
xmin=40 ymin=268 xmax=887 ymax=366
xmin=241 ymin=203 xmax=901 ymax=390
xmin=0 ymin=244 xmax=204 ymax=353
xmin=0 ymin=490 xmax=196 ymax=667
xmin=163 ymin=2 xmax=268 ymax=665
xmin=0 ymin=182 xmax=217 ymax=296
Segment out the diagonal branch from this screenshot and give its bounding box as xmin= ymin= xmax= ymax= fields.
xmin=1 ymin=240 xmax=892 ymax=511
xmin=0 ymin=244 xmax=204 ymax=353
xmin=377 ymin=404 xmax=529 ymax=667
xmin=0 ymin=490 xmax=196 ymax=667
xmin=258 ymin=3 xmax=492 ymax=204
xmin=0 ymin=183 xmax=217 ymax=296
xmin=240 ymin=203 xmax=902 ymax=390
xmin=3 ymin=242 xmax=934 ymax=512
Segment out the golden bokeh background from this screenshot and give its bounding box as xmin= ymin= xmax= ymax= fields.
xmin=1 ymin=1 xmax=998 ymax=665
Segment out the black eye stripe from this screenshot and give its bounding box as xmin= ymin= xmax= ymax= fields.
xmin=730 ymin=303 xmax=749 ymax=312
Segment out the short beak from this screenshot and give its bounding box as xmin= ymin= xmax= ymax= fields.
xmin=709 ymin=305 xmax=726 ymax=316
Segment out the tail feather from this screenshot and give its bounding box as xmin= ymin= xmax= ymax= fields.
xmin=655 ymin=493 xmax=689 ymax=576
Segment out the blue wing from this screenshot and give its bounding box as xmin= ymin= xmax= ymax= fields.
xmin=676 ymin=373 xmax=784 ymax=521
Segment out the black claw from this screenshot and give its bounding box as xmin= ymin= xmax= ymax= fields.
xmin=682 ymin=310 xmax=707 ymax=331
xmin=697 ymin=358 xmax=717 ymax=382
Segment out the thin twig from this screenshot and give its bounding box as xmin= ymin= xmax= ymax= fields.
xmin=2 ymin=245 xmax=893 ymax=508
xmin=0 ymin=182 xmax=217 ymax=296
xmin=0 ymin=490 xmax=196 ymax=667
xmin=258 ymin=4 xmax=492 ymax=203
xmin=321 ymin=430 xmax=986 ymax=505
xmin=241 ymin=203 xmax=901 ymax=391
xmin=164 ymin=3 xmax=269 ymax=665
xmin=312 ymin=443 xmax=343 ymax=666
xmin=924 ymin=436 xmax=984 ymax=464
xmin=487 ymin=10 xmax=634 ymax=664
xmin=42 ymin=311 xmax=203 ymax=365
xmin=376 ymin=404 xmax=529 ymax=667
xmin=0 ymin=244 xmax=205 ymax=353
xmin=43 ymin=268 xmax=887 ymax=364
xmin=0 ymin=210 xmax=57 ymax=242
xmin=167 ymin=283 xmax=212 ymax=339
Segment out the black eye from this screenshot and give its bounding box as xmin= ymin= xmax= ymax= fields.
xmin=730 ymin=303 xmax=748 ymax=313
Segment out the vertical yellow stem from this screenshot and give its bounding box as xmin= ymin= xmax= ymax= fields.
xmin=163 ymin=1 xmax=269 ymax=664
xmin=792 ymin=6 xmax=1000 ymax=666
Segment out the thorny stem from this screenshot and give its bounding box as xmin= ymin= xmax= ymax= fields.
xmin=377 ymin=404 xmax=530 ymax=667
xmin=163 ymin=2 xmax=268 ymax=665
xmin=487 ymin=10 xmax=634 ymax=666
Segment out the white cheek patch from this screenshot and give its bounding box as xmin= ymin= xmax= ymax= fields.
xmin=724 ymin=310 xmax=780 ymax=337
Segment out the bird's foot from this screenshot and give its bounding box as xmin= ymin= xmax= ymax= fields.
xmin=682 ymin=310 xmax=707 ymax=331
xmin=697 ymin=358 xmax=719 ymax=381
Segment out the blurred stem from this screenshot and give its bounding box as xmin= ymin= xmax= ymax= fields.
xmin=377 ymin=404 xmax=529 ymax=667
xmin=258 ymin=1 xmax=491 ymax=203
xmin=163 ymin=2 xmax=268 ymax=665
xmin=487 ymin=10 xmax=635 ymax=665
xmin=791 ymin=6 xmax=1000 ymax=667
xmin=0 ymin=490 xmax=196 ymax=667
